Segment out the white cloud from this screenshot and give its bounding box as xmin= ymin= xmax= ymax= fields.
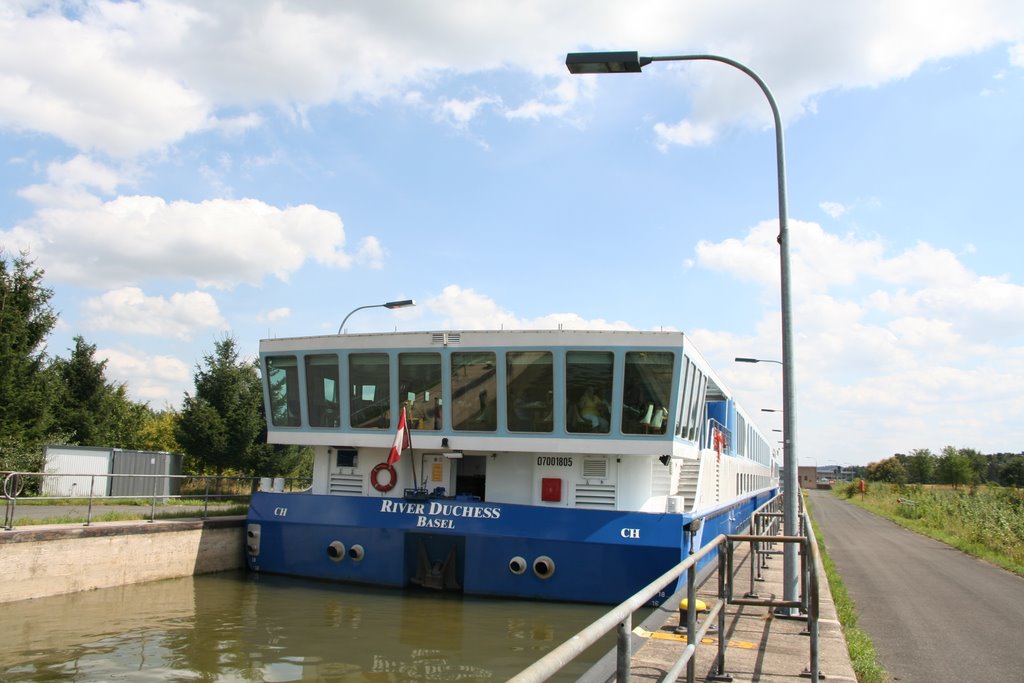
xmin=3 ymin=2 xmax=1022 ymax=157
xmin=690 ymin=218 xmax=1024 ymax=460
xmin=258 ymin=307 xmax=291 ymax=323
xmin=82 ymin=287 xmax=227 ymax=340
xmin=426 ymin=284 xmax=634 ymax=331
xmin=819 ymin=201 xmax=847 ymax=219
xmin=653 ymin=120 xmax=718 ymax=150
xmin=355 ymin=236 xmax=386 ymax=270
xmin=2 ymin=192 xmax=356 ymax=288
xmin=98 ymin=346 xmax=191 ymax=405
xmin=437 ymin=95 xmax=501 ymax=129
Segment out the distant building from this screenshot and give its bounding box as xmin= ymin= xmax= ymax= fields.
xmin=798 ymin=465 xmax=817 ymax=489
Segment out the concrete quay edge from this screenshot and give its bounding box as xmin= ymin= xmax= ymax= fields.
xmin=627 ymin=540 xmax=858 ymax=682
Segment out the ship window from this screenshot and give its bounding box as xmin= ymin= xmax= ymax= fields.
xmin=399 ymin=352 xmax=442 ymax=430
xmin=621 ymin=351 xmax=674 ymax=435
xmin=676 ymin=358 xmax=692 ymax=437
xmin=349 ymin=353 xmax=390 ymax=429
xmin=506 ymin=351 xmax=553 ymax=433
xmin=688 ymin=374 xmax=707 ymax=441
xmin=565 ymin=351 xmax=613 ymax=434
xmin=451 ymin=352 xmax=497 ymax=431
xmin=305 ymin=354 xmax=340 ymax=428
xmin=265 ymin=355 xmax=300 ymax=427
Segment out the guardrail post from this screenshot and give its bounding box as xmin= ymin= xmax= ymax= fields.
xmin=149 ymin=474 xmax=158 ymax=522
xmin=687 ymin=563 xmax=697 ymax=683
xmin=203 ymin=476 xmax=211 ymax=519
xmin=713 ymin=539 xmax=731 ymax=681
xmin=86 ymin=474 xmax=95 ymax=526
xmin=616 ymin=614 xmax=632 ymax=682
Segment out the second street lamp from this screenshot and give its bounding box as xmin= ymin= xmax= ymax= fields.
xmin=338 ymin=299 xmax=416 ymax=334
xmin=567 ymin=49 xmax=800 ymax=610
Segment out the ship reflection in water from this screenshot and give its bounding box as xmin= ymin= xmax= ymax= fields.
xmin=2 ymin=570 xmax=615 ymax=681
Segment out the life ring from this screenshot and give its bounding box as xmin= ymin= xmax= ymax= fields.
xmin=370 ymin=462 xmax=397 ymax=493
xmin=713 ymin=429 xmax=726 ymax=460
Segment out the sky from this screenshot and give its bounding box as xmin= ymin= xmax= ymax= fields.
xmin=2 ymin=1 xmax=1023 ymax=467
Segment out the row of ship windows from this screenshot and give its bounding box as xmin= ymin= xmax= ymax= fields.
xmin=264 ymin=349 xmax=708 ymax=439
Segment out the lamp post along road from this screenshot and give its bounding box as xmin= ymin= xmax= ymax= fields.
xmin=338 ymin=299 xmax=416 ymax=334
xmin=567 ymin=50 xmax=800 ymax=607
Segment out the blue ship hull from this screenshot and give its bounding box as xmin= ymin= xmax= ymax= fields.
xmin=246 ymin=489 xmax=777 ymax=605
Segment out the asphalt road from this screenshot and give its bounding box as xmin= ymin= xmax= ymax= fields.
xmin=806 ymin=489 xmax=1024 ymax=683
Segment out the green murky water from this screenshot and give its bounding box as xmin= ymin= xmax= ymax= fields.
xmin=1 ymin=571 xmax=614 ymax=681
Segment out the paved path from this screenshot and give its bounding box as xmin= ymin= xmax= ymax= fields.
xmin=807 ymin=489 xmax=1024 ymax=683
xmin=617 ymin=531 xmax=857 ymax=682
xmin=4 ymin=503 xmax=239 ymax=524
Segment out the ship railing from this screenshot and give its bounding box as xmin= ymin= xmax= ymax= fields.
xmin=510 ymin=491 xmax=820 ymax=683
xmin=1 ymin=471 xmax=311 ymax=530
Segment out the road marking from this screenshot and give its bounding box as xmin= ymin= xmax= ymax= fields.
xmin=632 ymin=626 xmax=759 ymax=650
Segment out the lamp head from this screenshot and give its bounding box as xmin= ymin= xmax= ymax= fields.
xmin=383 ymin=299 xmax=415 ymax=309
xmin=565 ymin=51 xmax=651 ymax=74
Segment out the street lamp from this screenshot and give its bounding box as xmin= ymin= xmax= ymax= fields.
xmin=338 ymin=299 xmax=416 ymax=334
xmin=735 ymin=357 xmax=783 ymax=365
xmin=567 ymin=50 xmax=799 ymax=609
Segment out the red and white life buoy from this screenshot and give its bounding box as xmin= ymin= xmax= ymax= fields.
xmin=370 ymin=462 xmax=397 ymax=493
xmin=713 ymin=429 xmax=726 ymax=461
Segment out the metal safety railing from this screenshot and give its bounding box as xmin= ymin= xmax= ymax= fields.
xmin=2 ymin=471 xmax=310 ymax=530
xmin=509 ymin=492 xmax=820 ymax=683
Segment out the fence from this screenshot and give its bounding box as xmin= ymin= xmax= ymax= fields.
xmin=2 ymin=471 xmax=310 ymax=530
xmin=509 ymin=492 xmax=820 ymax=683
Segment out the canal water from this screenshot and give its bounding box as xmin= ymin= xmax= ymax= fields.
xmin=2 ymin=570 xmax=618 ymax=681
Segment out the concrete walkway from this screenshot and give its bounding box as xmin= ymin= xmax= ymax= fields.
xmin=626 ymin=532 xmax=857 ymax=682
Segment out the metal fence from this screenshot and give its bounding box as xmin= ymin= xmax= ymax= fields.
xmin=509 ymin=492 xmax=820 ymax=683
xmin=2 ymin=470 xmax=311 ymax=530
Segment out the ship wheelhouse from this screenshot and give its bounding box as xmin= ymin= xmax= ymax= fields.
xmin=260 ymin=330 xmax=775 ymax=512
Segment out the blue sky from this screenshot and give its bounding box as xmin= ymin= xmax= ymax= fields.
xmin=2 ymin=1 xmax=1023 ymax=466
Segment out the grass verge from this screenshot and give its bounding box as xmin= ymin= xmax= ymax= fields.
xmin=806 ymin=500 xmax=889 ymax=683
xmin=835 ymin=482 xmax=1024 ymax=577
xmin=7 ymin=503 xmax=249 ymax=526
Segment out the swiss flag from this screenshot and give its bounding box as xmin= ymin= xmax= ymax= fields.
xmin=387 ymin=406 xmax=412 ymax=465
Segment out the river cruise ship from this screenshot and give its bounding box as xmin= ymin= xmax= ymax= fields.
xmin=246 ymin=329 xmax=779 ymax=605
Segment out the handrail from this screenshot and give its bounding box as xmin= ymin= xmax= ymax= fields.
xmin=2 ymin=471 xmax=311 ymax=530
xmin=509 ymin=532 xmax=726 ymax=683
xmin=509 ymin=491 xmax=821 ymax=682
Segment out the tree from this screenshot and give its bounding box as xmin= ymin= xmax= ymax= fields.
xmin=960 ymin=447 xmax=988 ymax=484
xmin=905 ymin=448 xmax=935 ymax=484
xmin=139 ymin=407 xmax=182 ymax=454
xmin=937 ymin=446 xmax=975 ymax=489
xmin=0 ymin=250 xmax=58 ymax=442
xmin=998 ymin=456 xmax=1024 ymax=488
xmin=866 ymin=456 xmax=907 ymax=484
xmin=49 ymin=336 xmax=148 ymax=448
xmin=175 ymin=337 xmax=264 ymax=476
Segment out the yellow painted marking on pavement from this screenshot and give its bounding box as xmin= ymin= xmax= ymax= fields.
xmin=632 ymin=627 xmax=758 ymax=650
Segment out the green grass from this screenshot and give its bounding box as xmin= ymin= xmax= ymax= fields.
xmin=6 ymin=501 xmax=249 ymax=526
xmin=836 ymin=482 xmax=1024 ymax=577
xmin=806 ymin=500 xmax=889 ymax=683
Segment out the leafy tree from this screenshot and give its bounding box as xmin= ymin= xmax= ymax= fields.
xmin=50 ymin=335 xmax=148 ymax=448
xmin=905 ymin=448 xmax=935 ymax=484
xmin=866 ymin=456 xmax=907 ymax=484
xmin=998 ymin=456 xmax=1024 ymax=488
xmin=175 ymin=337 xmax=263 ymax=476
xmin=138 ymin=407 xmax=182 ymax=454
xmin=960 ymin=447 xmax=988 ymax=484
xmin=0 ymin=250 xmax=58 ymax=441
xmin=937 ymin=446 xmax=975 ymax=489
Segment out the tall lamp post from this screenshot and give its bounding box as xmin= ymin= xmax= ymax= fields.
xmin=338 ymin=299 xmax=416 ymax=334
xmin=566 ymin=50 xmax=799 ymax=609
